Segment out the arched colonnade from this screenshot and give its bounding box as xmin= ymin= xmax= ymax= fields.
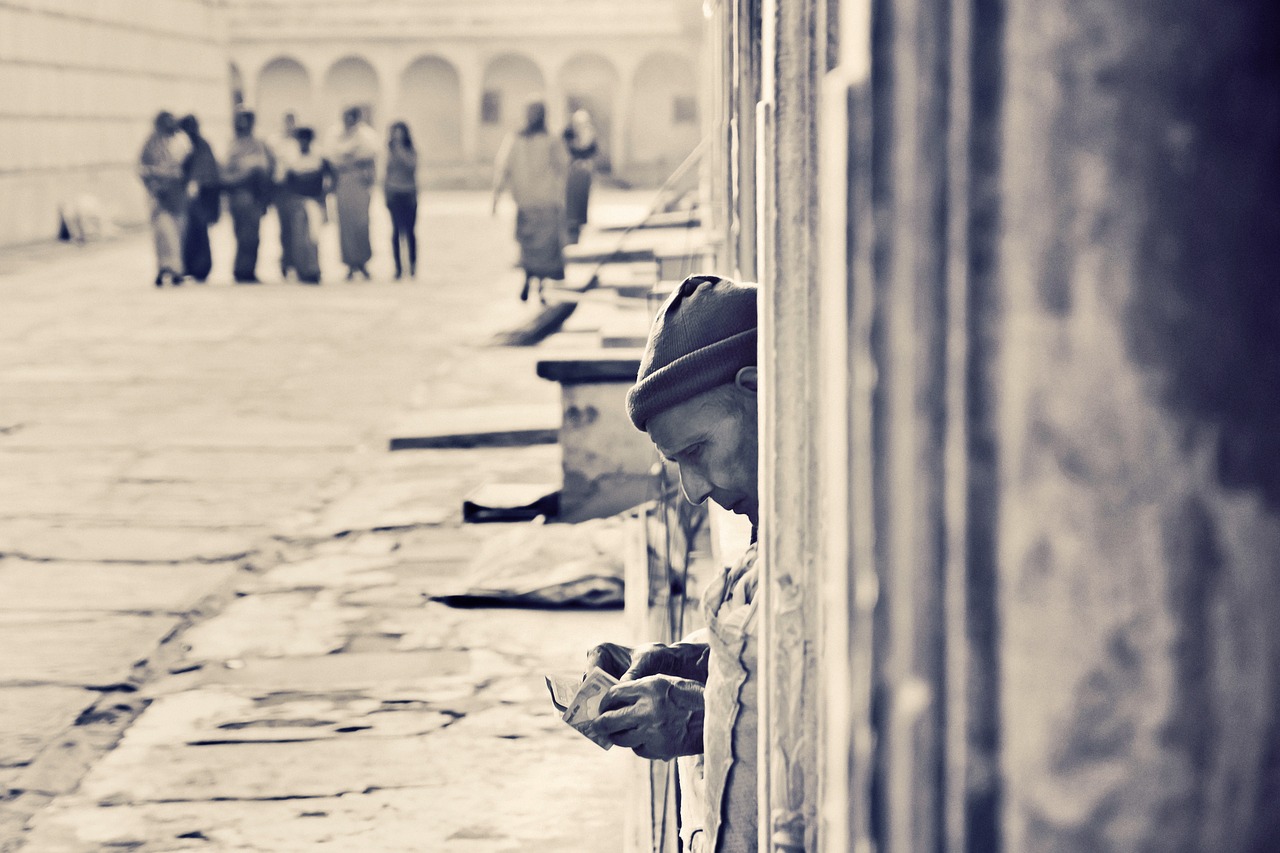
xmin=244 ymin=48 xmax=700 ymax=175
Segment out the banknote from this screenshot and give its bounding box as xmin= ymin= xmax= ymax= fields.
xmin=544 ymin=673 xmax=580 ymax=713
xmin=547 ymin=666 xmax=618 ymax=749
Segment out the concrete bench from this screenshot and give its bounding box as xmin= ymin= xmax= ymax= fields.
xmin=536 ymin=354 xmax=655 ymax=522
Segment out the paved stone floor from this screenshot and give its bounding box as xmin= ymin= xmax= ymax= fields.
xmin=0 ymin=191 xmax=641 ymax=851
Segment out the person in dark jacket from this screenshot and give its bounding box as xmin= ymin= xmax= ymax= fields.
xmin=178 ymin=114 xmax=221 ymax=283
xmin=279 ymin=127 xmax=332 ymax=284
xmin=562 ymin=109 xmax=598 ymax=244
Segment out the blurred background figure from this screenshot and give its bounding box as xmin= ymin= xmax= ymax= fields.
xmin=562 ymin=109 xmax=598 ymax=244
xmin=137 ymin=111 xmax=189 ymax=287
xmin=330 ymin=106 xmax=378 ymax=280
xmin=491 ymin=99 xmax=567 ymax=303
xmin=222 ymin=110 xmax=273 ymax=284
xmin=384 ymin=121 xmax=419 ymax=280
xmin=178 ymin=114 xmax=221 ymax=284
xmin=279 ymin=127 xmax=331 ymax=285
xmin=268 ymin=112 xmax=300 ymax=278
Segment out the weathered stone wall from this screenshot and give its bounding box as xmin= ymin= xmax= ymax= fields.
xmin=0 ymin=1 xmax=230 ymax=247
xmin=996 ymin=0 xmax=1280 ymax=849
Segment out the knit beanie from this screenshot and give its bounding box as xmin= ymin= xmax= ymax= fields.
xmin=626 ymin=274 xmax=758 ymax=432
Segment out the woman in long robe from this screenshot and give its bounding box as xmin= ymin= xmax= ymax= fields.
xmin=330 ymin=107 xmax=378 ymax=280
xmin=492 ymin=100 xmax=569 ymax=303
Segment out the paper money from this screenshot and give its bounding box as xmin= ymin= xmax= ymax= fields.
xmin=545 ymin=666 xmax=618 ymax=749
xmin=544 ymin=673 xmax=580 ymax=713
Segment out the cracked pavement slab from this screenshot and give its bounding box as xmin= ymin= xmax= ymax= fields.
xmin=2 ymin=191 xmax=647 ymax=850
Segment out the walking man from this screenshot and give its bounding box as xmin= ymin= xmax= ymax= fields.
xmin=222 ymin=110 xmax=273 ymax=284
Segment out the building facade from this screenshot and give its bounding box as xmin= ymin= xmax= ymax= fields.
xmin=0 ymin=0 xmax=231 ymax=246
xmin=225 ymin=0 xmax=705 ymax=183
xmin=0 ymin=0 xmax=703 ymax=248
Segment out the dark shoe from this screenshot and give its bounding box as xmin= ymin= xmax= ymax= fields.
xmin=193 ymin=277 xmax=207 ymax=284
xmin=394 ymin=268 xmax=402 ymax=280
xmin=359 ymin=266 xmax=371 ymax=281
xmin=154 ymin=272 xmax=164 ymax=287
xmin=345 ymin=268 xmax=355 ymax=281
xmin=519 ymin=280 xmax=529 ymax=302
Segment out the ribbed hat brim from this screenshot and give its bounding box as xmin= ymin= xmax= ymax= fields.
xmin=625 ymin=328 xmax=757 ymax=430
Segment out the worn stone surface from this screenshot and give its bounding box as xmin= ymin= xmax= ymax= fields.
xmin=0 ymin=687 xmax=100 ymax=770
xmin=2 ymin=191 xmax=645 ymax=850
xmin=0 ymin=560 xmax=235 ymax=614
xmin=0 ymin=612 xmax=176 ymax=686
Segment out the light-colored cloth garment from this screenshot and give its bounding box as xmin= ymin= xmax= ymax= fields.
xmin=330 ymin=124 xmax=378 ymax=269
xmin=138 ymin=131 xmax=188 ymax=273
xmin=514 ymin=205 xmax=565 ymax=279
xmin=495 ymin=131 xmax=568 ymax=278
xmin=495 ymin=131 xmax=568 ymax=209
xmin=223 ymin=136 xmax=271 ymax=193
xmin=701 ymin=542 xmax=760 ymax=853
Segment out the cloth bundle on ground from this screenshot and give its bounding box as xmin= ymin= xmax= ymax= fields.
xmin=430 ymin=515 xmax=626 ymax=609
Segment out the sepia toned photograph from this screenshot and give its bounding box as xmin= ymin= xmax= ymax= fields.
xmin=1 ymin=0 xmax=1277 ymax=851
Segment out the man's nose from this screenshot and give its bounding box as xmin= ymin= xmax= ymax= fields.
xmin=677 ymin=465 xmax=712 ymax=506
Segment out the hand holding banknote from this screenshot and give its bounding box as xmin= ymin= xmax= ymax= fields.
xmin=594 ymin=675 xmax=705 ymax=760
xmin=545 ymin=666 xmax=618 ymax=749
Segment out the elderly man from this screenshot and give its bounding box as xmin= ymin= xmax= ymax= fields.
xmin=589 ymin=274 xmax=760 ymax=853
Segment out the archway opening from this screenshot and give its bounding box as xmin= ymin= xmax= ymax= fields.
xmin=478 ymin=53 xmax=544 ymax=162
xmin=322 ymin=56 xmax=380 ymax=133
xmin=394 ymin=56 xmax=463 ymax=164
xmin=556 ymin=53 xmax=620 ymax=173
xmin=628 ymin=52 xmax=700 ymax=181
xmin=255 ymin=56 xmax=311 ymax=137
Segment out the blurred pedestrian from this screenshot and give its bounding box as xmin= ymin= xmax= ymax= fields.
xmin=138 ymin=111 xmax=188 ymax=286
xmin=563 ymin=109 xmax=598 ymax=244
xmin=268 ymin=112 xmax=299 ymax=278
xmin=222 ymin=110 xmax=273 ymax=284
xmin=384 ymin=121 xmax=419 ymax=280
xmin=279 ymin=127 xmax=331 ymax=285
xmin=330 ymin=106 xmax=378 ymax=280
xmin=178 ymin=114 xmax=221 ymax=284
xmin=492 ymin=99 xmax=568 ymax=303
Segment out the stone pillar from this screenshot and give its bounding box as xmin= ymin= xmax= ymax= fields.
xmin=457 ymin=50 xmax=482 ymax=164
xmin=756 ymin=0 xmax=823 ymax=850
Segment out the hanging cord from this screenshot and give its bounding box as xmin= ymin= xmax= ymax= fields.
xmin=584 ymin=136 xmax=708 ymax=291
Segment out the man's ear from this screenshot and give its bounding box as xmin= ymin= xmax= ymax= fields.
xmin=734 ymin=365 xmax=758 ymax=394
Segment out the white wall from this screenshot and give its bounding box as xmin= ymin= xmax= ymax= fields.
xmin=0 ymin=0 xmax=231 ymax=247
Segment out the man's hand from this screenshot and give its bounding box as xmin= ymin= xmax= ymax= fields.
xmin=594 ymin=675 xmax=704 ymax=760
xmin=622 ymin=642 xmax=710 ymax=684
xmin=585 ymin=642 xmax=633 ymax=679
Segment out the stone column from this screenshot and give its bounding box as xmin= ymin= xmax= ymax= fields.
xmin=457 ymin=49 xmax=482 ymax=164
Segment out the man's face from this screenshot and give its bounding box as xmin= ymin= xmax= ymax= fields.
xmin=645 ymin=382 xmax=759 ymax=526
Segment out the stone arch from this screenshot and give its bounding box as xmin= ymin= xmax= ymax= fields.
xmin=322 ymin=56 xmax=380 ymax=129
xmin=478 ymin=52 xmax=545 ymax=162
xmin=255 ymin=56 xmax=311 ymax=134
xmin=556 ymin=52 xmax=620 ymax=172
xmin=393 ymin=56 xmax=463 ymax=164
xmin=628 ymin=52 xmax=700 ymax=176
